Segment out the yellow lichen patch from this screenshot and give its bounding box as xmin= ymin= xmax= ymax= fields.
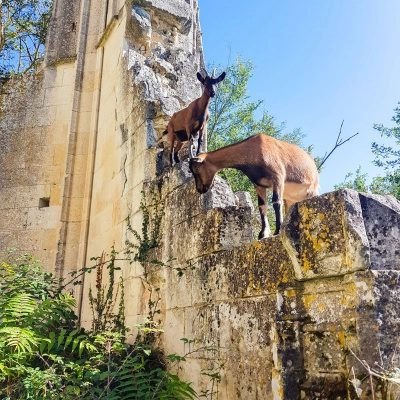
xmin=317 ymin=302 xmax=326 ymax=311
xmin=341 ymin=251 xmax=351 ymax=269
xmin=252 ymin=241 xmax=263 ymax=251
xmin=340 ymin=284 xmax=358 ymax=308
xmin=280 ymin=266 xmax=289 ymax=283
xmin=301 ymin=256 xmax=312 ymax=273
xmin=298 ymin=205 xmax=332 ymax=254
xmin=337 ymin=331 xmax=345 ymax=346
xmin=304 ymin=294 xmax=317 ymax=308
xmin=285 ymin=289 xmax=296 ymax=297
xmin=208 ymin=211 xmax=223 ymax=252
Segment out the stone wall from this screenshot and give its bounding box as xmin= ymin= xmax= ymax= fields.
xmin=0 ymin=0 xmax=204 ymax=311
xmin=146 ymin=164 xmax=400 ymax=399
xmin=0 ymin=60 xmax=76 ymax=269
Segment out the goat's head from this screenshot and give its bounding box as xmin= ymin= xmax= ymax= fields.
xmin=196 ymin=69 xmax=226 ymax=98
xmin=189 ymin=155 xmax=216 ymax=194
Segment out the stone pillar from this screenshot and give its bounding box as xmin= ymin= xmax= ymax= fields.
xmin=280 ymin=189 xmax=400 ymax=398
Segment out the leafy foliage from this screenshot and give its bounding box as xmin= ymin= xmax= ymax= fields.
xmin=372 ymin=102 xmax=400 ymax=170
xmin=125 ymin=191 xmax=163 ymax=266
xmin=335 ymin=165 xmax=400 ymax=200
xmin=336 ymin=102 xmax=400 ymax=200
xmin=0 ymin=0 xmax=53 ymax=78
xmin=334 ymin=166 xmax=370 ymax=193
xmin=88 ymin=249 xmax=126 ymax=335
xmin=207 ymin=57 xmax=307 ymax=153
xmin=371 ymin=102 xmax=400 ymax=199
xmin=0 ymin=250 xmax=197 ymax=399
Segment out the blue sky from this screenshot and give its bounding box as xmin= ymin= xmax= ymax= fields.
xmin=198 ymin=0 xmax=400 ymax=193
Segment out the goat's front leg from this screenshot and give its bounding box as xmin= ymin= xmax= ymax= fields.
xmin=254 ymin=185 xmax=270 ymax=239
xmin=196 ymin=128 xmax=206 ymax=155
xmin=197 ymin=134 xmax=203 ymax=155
xmin=189 ymin=133 xmax=199 ymax=158
xmin=171 ymin=140 xmax=183 ymax=166
xmin=272 ymin=184 xmax=284 ymax=235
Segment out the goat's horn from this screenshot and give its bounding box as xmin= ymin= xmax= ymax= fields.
xmin=212 ymin=68 xmax=216 ymax=78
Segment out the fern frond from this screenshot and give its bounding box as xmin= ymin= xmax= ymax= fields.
xmin=31 ymin=293 xmax=76 ymax=332
xmin=0 ymin=326 xmax=39 ymax=354
xmin=1 ymin=293 xmax=37 ymax=324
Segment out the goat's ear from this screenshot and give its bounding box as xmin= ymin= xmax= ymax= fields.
xmin=216 ymin=72 xmax=226 ymax=83
xmin=197 ymin=72 xmax=205 ymax=84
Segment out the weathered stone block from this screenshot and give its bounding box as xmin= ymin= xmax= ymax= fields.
xmin=359 ymin=192 xmax=400 ymax=270
xmin=282 ymin=189 xmax=370 ymax=280
xmin=132 ymin=0 xmax=192 ymax=34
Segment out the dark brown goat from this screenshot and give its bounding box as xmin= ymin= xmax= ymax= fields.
xmin=163 ymin=70 xmax=226 ymax=166
xmin=189 ymin=134 xmax=320 ymax=238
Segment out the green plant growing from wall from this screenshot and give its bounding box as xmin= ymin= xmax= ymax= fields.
xmin=125 ymin=189 xmax=196 ymax=278
xmin=88 ymin=248 xmax=126 ymax=335
xmin=0 ymin=249 xmax=198 ymax=399
xmin=125 ymin=190 xmax=163 ymax=266
xmin=122 ymin=188 xmax=225 ymax=399
xmin=172 ymin=338 xmax=224 ymax=400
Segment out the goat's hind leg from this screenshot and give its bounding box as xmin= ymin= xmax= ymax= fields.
xmin=272 ymin=183 xmax=284 ymax=235
xmin=168 ymin=128 xmax=178 ymax=166
xmin=254 ymin=185 xmax=270 ymax=239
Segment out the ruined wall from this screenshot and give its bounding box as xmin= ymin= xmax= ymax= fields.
xmin=0 ymin=0 xmax=204 ymax=309
xmin=149 ymin=165 xmax=400 ymax=399
xmin=0 ymin=56 xmax=76 ymax=268
xmin=1 ymin=0 xmax=400 ymax=399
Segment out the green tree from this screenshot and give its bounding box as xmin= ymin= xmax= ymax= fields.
xmin=335 ymin=102 xmax=400 ymax=200
xmin=207 ymin=57 xmax=307 ymax=152
xmin=334 ymin=166 xmax=369 ymax=192
xmin=371 ymin=102 xmax=400 ymax=199
xmin=0 ymin=0 xmax=53 ymax=78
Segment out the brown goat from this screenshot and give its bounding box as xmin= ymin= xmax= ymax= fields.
xmin=189 ymin=134 xmax=320 ymax=238
xmin=163 ymin=69 xmax=226 ymax=166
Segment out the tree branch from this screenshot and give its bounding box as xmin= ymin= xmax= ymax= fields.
xmin=317 ymin=120 xmax=359 ymax=171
